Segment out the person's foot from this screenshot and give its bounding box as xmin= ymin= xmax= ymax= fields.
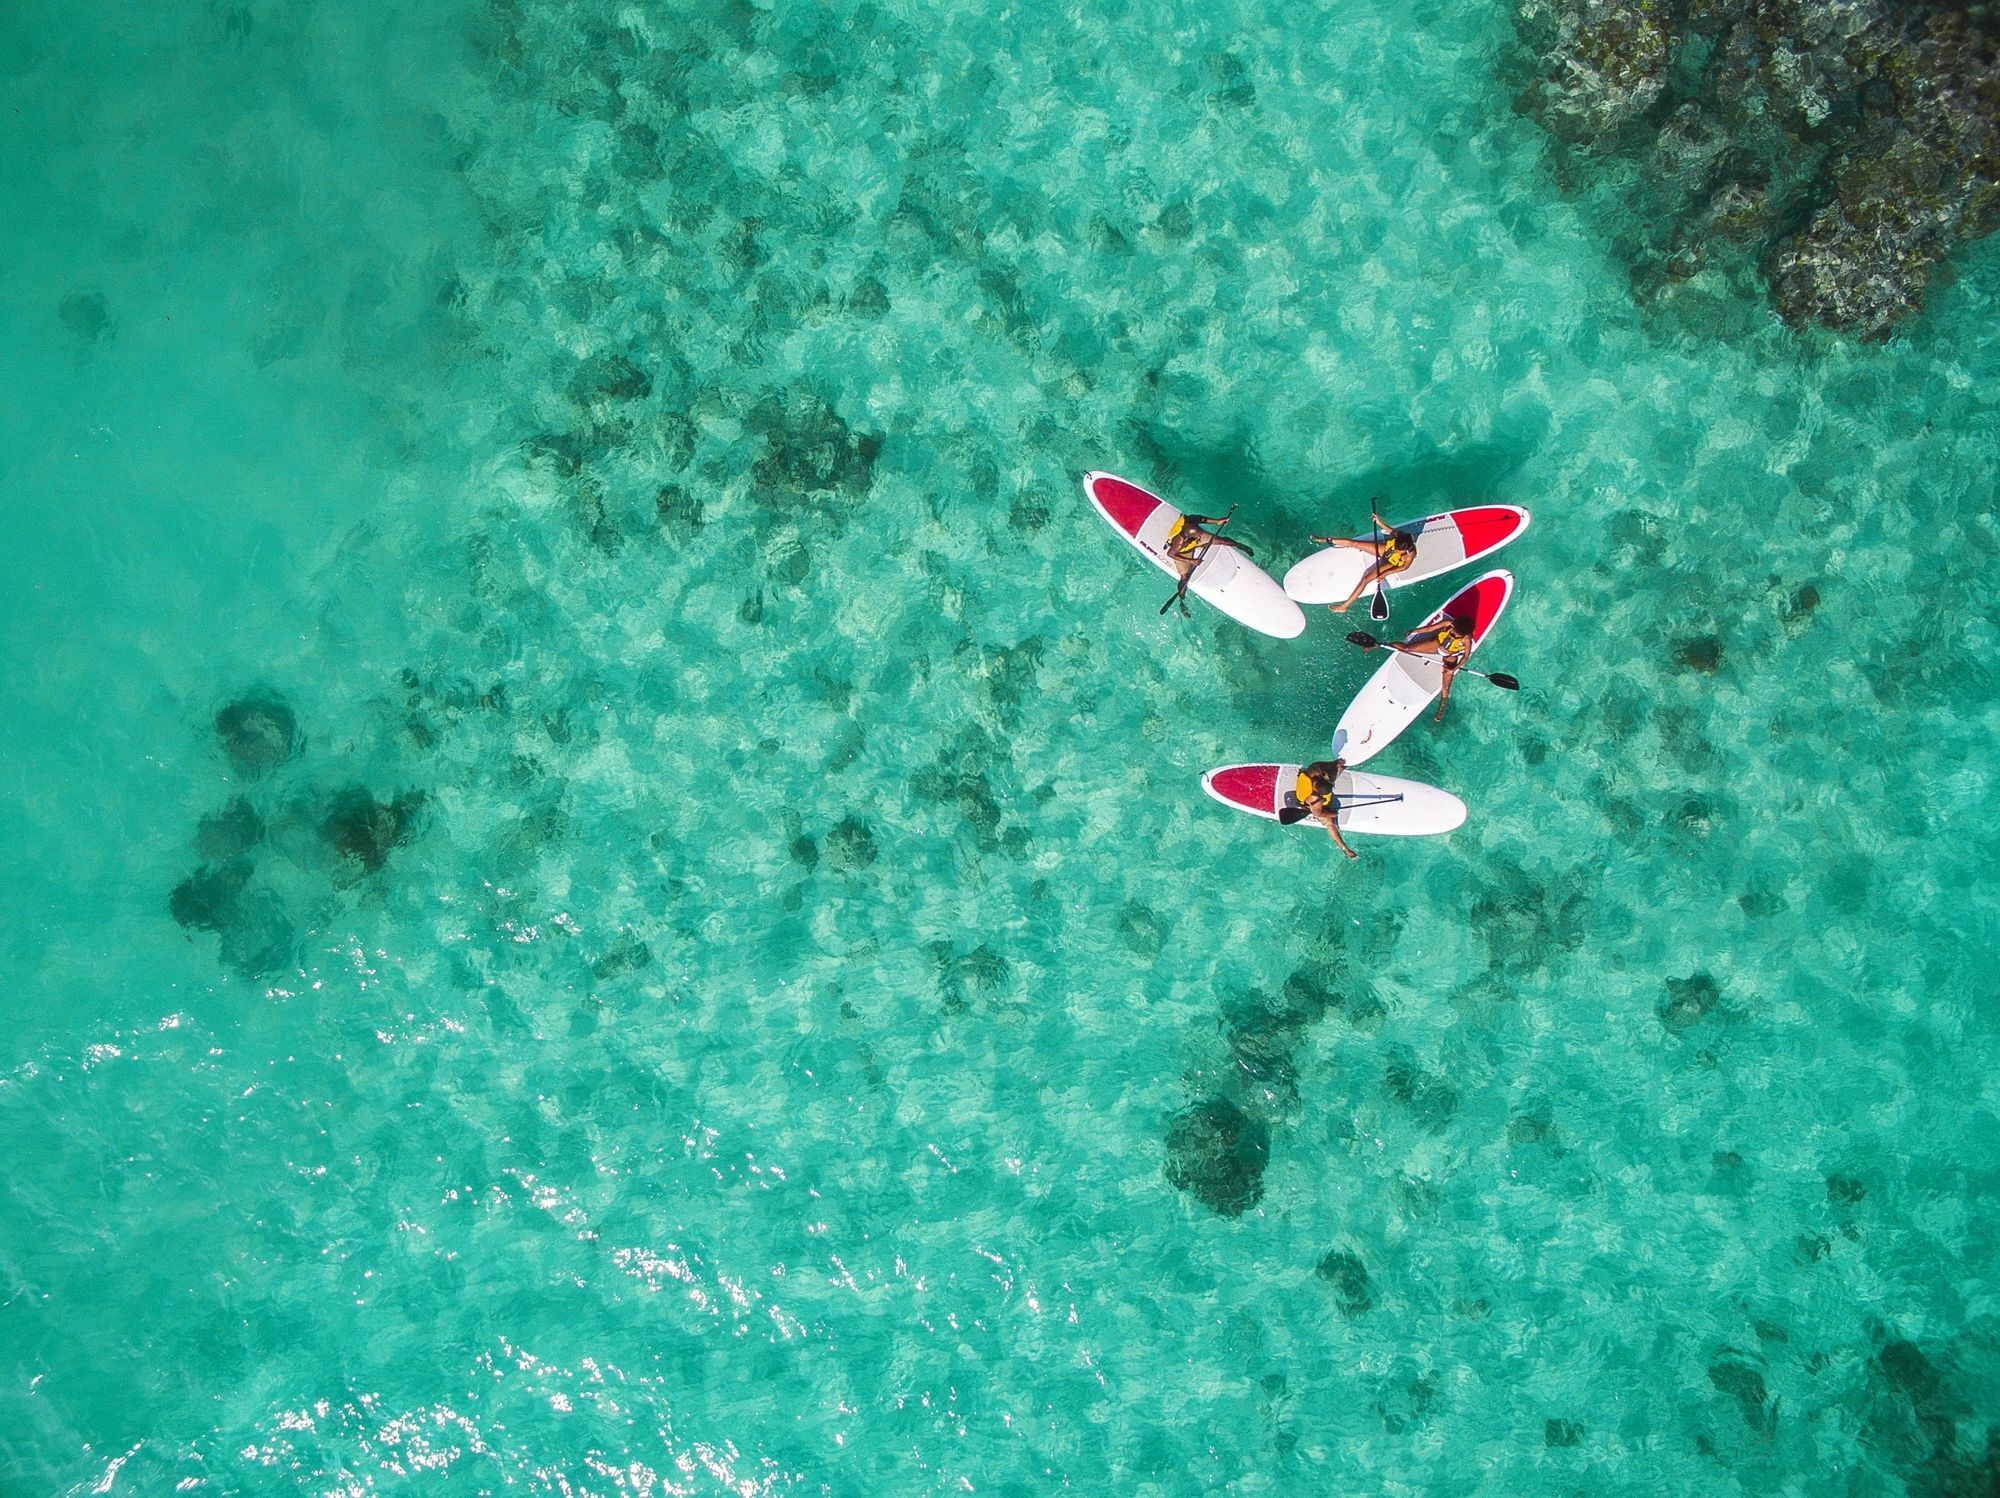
xmin=1331 ymin=601 xmax=1351 ymax=614
xmin=1344 ymin=847 xmax=1359 ymax=860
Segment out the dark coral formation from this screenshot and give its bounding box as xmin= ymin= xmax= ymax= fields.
xmin=591 ymin=930 xmax=654 ymax=981
xmin=1384 ymin=1050 xmax=1461 ymax=1128
xmin=215 ymin=692 xmax=299 ymax=774
xmin=59 ymin=290 xmax=112 ymax=343
xmin=1659 ymin=970 xmax=1723 ymax=1031
xmin=926 ymin=940 xmax=1010 ymax=1014
xmin=1708 ymin=1358 xmax=1776 ymax=1435
xmin=170 ymin=860 xmax=253 ymax=934
xmin=1162 ymin=971 xmax=1347 ymax=1216
xmin=1510 ymin=0 xmax=2000 ymax=337
xmin=823 ymin=816 xmax=878 ymax=871
xmin=1163 ymin=1097 xmax=1270 ymax=1217
xmin=320 ymin=787 xmax=427 ymax=874
xmin=194 ymin=798 xmax=264 ymax=862
xmin=1676 ymin=634 xmax=1724 ymax=673
xmin=168 ymin=859 xmax=294 ymax=979
xmin=1858 ymin=1336 xmax=2000 ymax=1491
xmin=215 ymin=889 xmax=298 ymax=979
xmin=748 ymin=391 xmax=883 ymax=505
xmin=1316 ymin=1248 xmax=1374 ymax=1316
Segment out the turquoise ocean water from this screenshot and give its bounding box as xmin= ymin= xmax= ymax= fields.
xmin=4 ymin=0 xmax=1998 ymax=1490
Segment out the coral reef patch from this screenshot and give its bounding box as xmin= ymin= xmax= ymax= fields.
xmin=1163 ymin=1097 xmax=1270 ymax=1218
xmin=1508 ymin=0 xmax=2000 ymax=337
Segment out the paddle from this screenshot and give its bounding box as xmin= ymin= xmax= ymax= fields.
xmin=1343 ymin=630 xmax=1521 ymax=691
xmin=1279 ymin=793 xmax=1404 ymax=825
xmin=1368 ymin=500 xmax=1391 ymax=623
xmin=1160 ymin=503 xmax=1238 ymax=618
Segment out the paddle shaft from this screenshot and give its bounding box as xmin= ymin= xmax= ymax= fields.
xmin=1369 ymin=503 xmax=1391 ymax=622
xmin=1278 ymin=793 xmax=1405 ymax=825
xmin=1344 ymin=631 xmax=1519 ymax=689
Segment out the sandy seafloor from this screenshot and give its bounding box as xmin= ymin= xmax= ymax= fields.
xmin=2 ymin=0 xmax=1998 ymax=1492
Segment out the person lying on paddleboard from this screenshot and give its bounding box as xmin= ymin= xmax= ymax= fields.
xmin=1164 ymin=511 xmax=1248 ymax=584
xmin=1297 ymin=759 xmax=1359 ymax=860
xmin=1381 ymin=615 xmax=1476 ymax=722
xmin=1310 ymin=510 xmax=1418 ymax=613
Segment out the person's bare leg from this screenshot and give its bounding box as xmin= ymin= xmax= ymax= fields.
xmin=1315 ymin=806 xmax=1358 ymax=859
xmin=1330 ymin=561 xmax=1388 ymax=614
xmin=1432 ymin=664 xmax=1459 ymax=723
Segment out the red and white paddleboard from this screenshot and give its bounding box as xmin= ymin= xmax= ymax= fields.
xmin=1333 ymin=569 xmax=1514 ymax=765
xmin=1081 ymin=472 xmax=1306 ymax=639
xmin=1282 ymin=505 xmax=1529 ymax=606
xmin=1201 ymin=762 xmax=1467 ymax=836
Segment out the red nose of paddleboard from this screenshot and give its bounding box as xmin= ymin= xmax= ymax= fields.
xmin=1447 ymin=571 xmax=1514 ymax=640
xmin=1205 ymin=763 xmax=1282 ymax=812
xmin=1085 ymin=473 xmax=1162 ymax=539
xmin=1451 ymin=505 xmax=1527 ymax=558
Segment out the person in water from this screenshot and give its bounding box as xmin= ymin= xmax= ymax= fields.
xmin=1311 ymin=510 xmax=1419 ymax=613
xmin=1164 ymin=511 xmax=1246 ymax=584
xmin=1383 ymin=613 xmax=1476 ymax=722
xmin=1296 ymin=759 xmax=1358 ymax=859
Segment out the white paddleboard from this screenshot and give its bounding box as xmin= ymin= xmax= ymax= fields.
xmin=1282 ymin=504 xmax=1530 ymax=605
xmin=1200 ymin=762 xmax=1467 ymax=836
xmin=1333 ymin=570 xmax=1514 ymax=766
xmin=1082 ymin=472 xmax=1306 ymax=639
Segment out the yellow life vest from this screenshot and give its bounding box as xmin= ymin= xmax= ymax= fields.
xmin=1382 ymin=534 xmax=1416 ymax=569
xmin=1434 ymin=621 xmax=1473 ymax=659
xmin=1296 ymin=766 xmax=1336 ymax=804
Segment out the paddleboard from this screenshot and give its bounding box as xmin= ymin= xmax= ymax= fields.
xmin=1200 ymin=762 xmax=1467 ymax=836
xmin=1332 ymin=569 xmax=1514 ymax=766
xmin=1082 ymin=472 xmax=1306 ymax=639
xmin=1282 ymin=504 xmax=1529 ymax=606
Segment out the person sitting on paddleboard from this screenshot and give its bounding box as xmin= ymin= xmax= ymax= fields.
xmin=1297 ymin=759 xmax=1359 ymax=860
xmin=1164 ymin=512 xmax=1246 ymax=584
xmin=1385 ymin=614 xmax=1476 ymax=722
xmin=1311 ymin=510 xmax=1418 ymax=614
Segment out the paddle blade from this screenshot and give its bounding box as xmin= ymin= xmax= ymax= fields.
xmin=1277 ymin=806 xmax=1313 ymax=825
xmin=1370 ymin=587 xmax=1390 ymax=622
xmin=1345 ymin=631 xmax=1380 ymax=649
xmin=1486 ymin=672 xmax=1521 ymax=691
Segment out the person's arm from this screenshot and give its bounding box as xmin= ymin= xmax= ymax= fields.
xmin=1327 ymin=815 xmax=1357 ymax=859
xmin=1372 ymin=511 xmax=1394 ymax=533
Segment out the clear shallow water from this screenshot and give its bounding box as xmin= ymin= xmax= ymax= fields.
xmin=3 ymin=0 xmax=1998 ymax=1491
